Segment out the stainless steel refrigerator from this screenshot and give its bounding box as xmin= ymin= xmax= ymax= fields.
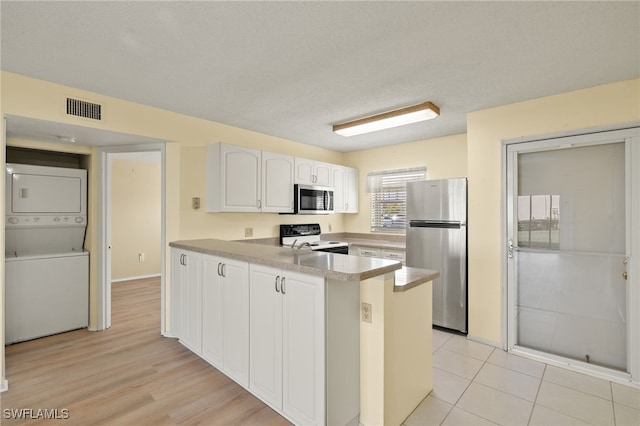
xmin=406 ymin=178 xmax=467 ymax=333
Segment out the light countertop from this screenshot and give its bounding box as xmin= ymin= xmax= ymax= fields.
xmin=170 ymin=238 xmax=438 ymax=289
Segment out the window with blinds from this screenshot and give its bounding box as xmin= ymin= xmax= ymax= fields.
xmin=368 ymin=167 xmax=426 ymax=233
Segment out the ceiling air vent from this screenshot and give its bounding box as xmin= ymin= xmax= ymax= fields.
xmin=66 ymin=97 xmax=102 ymax=120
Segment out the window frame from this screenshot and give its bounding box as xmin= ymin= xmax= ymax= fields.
xmin=368 ymin=167 xmax=426 ymax=234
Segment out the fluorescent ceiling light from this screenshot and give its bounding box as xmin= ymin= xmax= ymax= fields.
xmin=333 ymin=101 xmax=440 ymax=137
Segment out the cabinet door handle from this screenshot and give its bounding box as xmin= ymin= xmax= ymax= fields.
xmin=281 ymin=277 xmax=286 ymax=295
xmin=181 ymin=254 xmax=186 ymax=266
xmin=275 ymin=275 xmax=280 ymax=293
xmin=258 ymin=199 xmax=262 ymax=209
xmin=217 ymin=262 xmax=223 ymax=276
xmin=221 ymin=263 xmax=226 ymax=278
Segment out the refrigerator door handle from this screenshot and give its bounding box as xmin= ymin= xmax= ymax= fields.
xmin=409 ymin=220 xmax=463 ymax=229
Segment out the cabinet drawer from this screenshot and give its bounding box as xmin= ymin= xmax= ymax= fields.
xmin=356 ymin=247 xmax=381 ymax=257
xmin=382 ymin=249 xmax=405 ymax=264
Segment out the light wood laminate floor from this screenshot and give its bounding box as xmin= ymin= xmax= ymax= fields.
xmin=2 ymin=277 xmax=291 ymax=426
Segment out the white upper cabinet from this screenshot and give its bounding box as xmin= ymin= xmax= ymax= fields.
xmin=331 ymin=165 xmax=359 ymax=213
xmin=262 ymin=152 xmax=294 ymax=213
xmin=331 ymin=166 xmax=346 ymax=213
xmin=294 ymin=158 xmax=332 ymax=187
xmin=207 ymin=143 xmax=262 ymax=212
xmin=206 ymin=143 xmax=294 ymax=213
xmin=206 ymin=143 xmax=355 ymax=214
xmin=345 ymin=166 xmax=359 ymax=213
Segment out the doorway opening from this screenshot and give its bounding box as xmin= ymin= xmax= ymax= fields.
xmin=97 ymin=145 xmax=166 ymax=333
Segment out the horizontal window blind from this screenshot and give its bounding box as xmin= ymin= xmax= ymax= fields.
xmin=368 ymin=167 xmax=426 ymax=233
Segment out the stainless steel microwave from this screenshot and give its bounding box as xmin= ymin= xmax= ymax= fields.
xmin=294 ymin=184 xmax=334 ymax=214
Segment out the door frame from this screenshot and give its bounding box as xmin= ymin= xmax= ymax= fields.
xmin=502 ymin=124 xmax=640 ymax=385
xmin=97 ymin=143 xmax=166 ymax=333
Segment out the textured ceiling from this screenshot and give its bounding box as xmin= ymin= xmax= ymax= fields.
xmin=2 ymin=1 xmax=639 ymax=152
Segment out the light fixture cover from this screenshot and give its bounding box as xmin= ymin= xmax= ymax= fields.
xmin=333 ymin=101 xmax=440 ymax=137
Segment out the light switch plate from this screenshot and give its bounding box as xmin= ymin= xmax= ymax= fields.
xmin=245 ymin=227 xmax=253 ymax=237
xmin=192 ymin=197 xmax=201 ymax=210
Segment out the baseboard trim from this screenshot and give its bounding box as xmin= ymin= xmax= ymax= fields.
xmin=466 ymin=334 xmax=501 ymax=348
xmin=1 ymin=379 xmax=8 ymax=393
xmin=162 ymin=332 xmax=178 ymax=339
xmin=112 ymin=274 xmax=161 ymax=283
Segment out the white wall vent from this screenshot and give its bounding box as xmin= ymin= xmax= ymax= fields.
xmin=66 ymin=98 xmax=102 ymax=120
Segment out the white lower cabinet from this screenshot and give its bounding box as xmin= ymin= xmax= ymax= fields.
xmin=355 ymin=246 xmax=381 ymax=258
xmin=249 ymin=264 xmax=325 ymax=426
xmin=382 ymin=249 xmax=406 ymax=264
xmin=170 ymin=248 xmax=202 ymax=350
xmin=201 ymin=254 xmax=250 ymax=387
xmin=171 ymin=248 xmax=358 ymax=425
xmin=354 ymin=246 xmax=406 ymax=265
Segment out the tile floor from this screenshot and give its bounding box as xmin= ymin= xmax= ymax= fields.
xmin=403 ymin=329 xmax=640 ymax=426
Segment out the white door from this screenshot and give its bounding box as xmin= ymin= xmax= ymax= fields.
xmin=222 ymin=258 xmax=250 ymax=387
xmin=282 ymin=271 xmax=325 ymax=426
xmin=506 ymin=128 xmax=639 ymax=381
xmin=202 ymin=255 xmax=224 ymax=368
xmin=262 ymin=152 xmax=294 ymax=213
xmin=249 ymin=264 xmax=283 ymax=408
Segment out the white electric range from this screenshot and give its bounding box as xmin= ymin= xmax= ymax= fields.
xmin=279 ymin=223 xmax=349 ymax=254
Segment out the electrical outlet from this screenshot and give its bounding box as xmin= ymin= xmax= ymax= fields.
xmin=138 ymin=253 xmax=145 ymax=263
xmin=192 ymin=197 xmax=201 ymax=210
xmin=361 ymin=302 xmax=372 ymax=323
xmin=244 ymin=227 xmax=253 ymax=238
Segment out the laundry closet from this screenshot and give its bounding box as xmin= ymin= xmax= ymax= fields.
xmin=4 ymin=148 xmax=89 ymax=344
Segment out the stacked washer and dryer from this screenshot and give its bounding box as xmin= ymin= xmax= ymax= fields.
xmin=5 ymin=163 xmax=89 ymax=344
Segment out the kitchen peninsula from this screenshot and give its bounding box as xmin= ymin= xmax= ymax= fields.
xmin=169 ymin=238 xmax=438 ymax=426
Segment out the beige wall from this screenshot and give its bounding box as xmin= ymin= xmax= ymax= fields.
xmin=111 ymin=159 xmax=162 ymax=281
xmin=343 ymin=133 xmax=468 ymax=234
xmin=466 ymin=78 xmax=640 ymax=344
xmin=0 ymin=71 xmax=346 ymax=335
xmin=2 ymin=70 xmax=638 ymax=389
